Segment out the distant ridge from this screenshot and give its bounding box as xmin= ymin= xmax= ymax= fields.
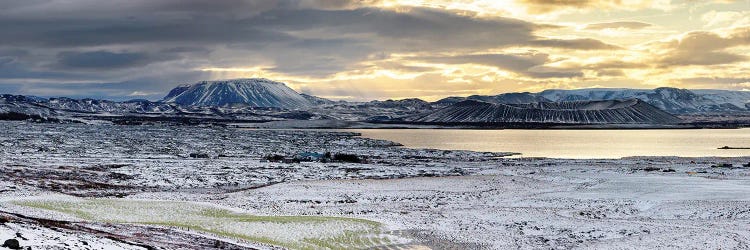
xmin=162 ymin=78 xmax=312 ymax=109
xmin=436 ymin=92 xmax=551 ymax=106
xmin=436 ymin=87 xmax=750 ymax=114
xmin=404 ymin=99 xmax=682 ymax=124
xmin=1 ymin=78 xmax=748 ymax=126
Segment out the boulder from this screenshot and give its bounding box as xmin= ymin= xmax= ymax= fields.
xmin=2 ymin=239 xmax=20 ymax=249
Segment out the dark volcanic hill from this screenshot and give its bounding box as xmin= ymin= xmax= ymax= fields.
xmin=404 ymin=99 xmax=682 ymax=124
xmin=162 ymin=78 xmax=312 ymax=109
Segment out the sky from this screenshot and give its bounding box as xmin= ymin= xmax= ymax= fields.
xmin=0 ymin=0 xmax=748 ymax=101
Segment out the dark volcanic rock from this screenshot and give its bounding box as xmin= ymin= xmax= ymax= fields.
xmin=2 ymin=239 xmax=20 ymax=249
xmin=189 ymin=153 xmax=210 ymax=159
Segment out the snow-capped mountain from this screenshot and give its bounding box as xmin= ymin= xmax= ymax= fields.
xmin=405 ymin=99 xmax=682 ymax=124
xmin=0 ymin=94 xmax=179 ymax=115
xmin=538 ymin=87 xmax=750 ymax=114
xmin=435 ymin=87 xmax=750 ymax=114
xmin=45 ymin=97 xmax=178 ymax=114
xmin=162 ymin=78 xmax=312 ymax=109
xmin=690 ymin=89 xmax=750 ymax=110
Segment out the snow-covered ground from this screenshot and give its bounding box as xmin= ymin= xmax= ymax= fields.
xmin=128 ymin=157 xmax=750 ymax=249
xmin=0 ymin=221 xmax=144 ymax=250
xmin=0 ymin=121 xmax=749 ymax=249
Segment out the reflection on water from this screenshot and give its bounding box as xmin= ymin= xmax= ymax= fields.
xmin=344 ymin=129 xmax=750 ymax=159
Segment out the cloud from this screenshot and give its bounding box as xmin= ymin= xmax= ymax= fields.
xmin=56 ymin=51 xmax=165 ymax=70
xmin=652 ymin=27 xmax=750 ymax=66
xmin=1 ymin=1 xmax=613 ymax=91
xmin=0 ymin=56 xmax=85 ymax=81
xmin=296 ymin=0 xmax=385 ymax=10
xmin=0 ymin=0 xmax=745 ymax=100
xmin=584 ymin=21 xmax=652 ymax=30
xmin=372 ymin=61 xmax=438 ymax=73
xmin=675 ymin=29 xmax=748 ymax=50
xmin=530 ymin=38 xmax=622 ymax=50
xmin=518 ymin=0 xmax=597 ymax=13
xmin=702 ymin=10 xmax=750 ymax=28
xmin=413 ymin=52 xmax=583 ymax=78
xmin=517 ymin=0 xmax=675 ymax=14
xmin=0 ymin=4 xmax=541 ymax=73
xmin=247 ymin=7 xmax=539 ymax=51
xmin=680 ymin=77 xmax=750 ymax=85
xmin=677 ymin=77 xmax=750 ymax=90
xmin=0 ymin=57 xmax=14 ymax=67
xmin=5 ymin=71 xmax=210 ymax=100
xmin=553 ymin=59 xmax=647 ymax=77
xmin=658 ymin=51 xmax=746 ymax=66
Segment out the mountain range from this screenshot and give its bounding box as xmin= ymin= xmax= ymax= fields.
xmin=437 ymin=87 xmax=750 ymax=114
xmin=1 ymin=78 xmax=749 ymax=126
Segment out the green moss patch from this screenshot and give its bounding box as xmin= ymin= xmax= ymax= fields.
xmin=14 ymin=199 xmax=397 ymax=249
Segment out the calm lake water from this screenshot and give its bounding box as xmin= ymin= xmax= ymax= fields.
xmin=345 ymin=129 xmax=750 ymax=158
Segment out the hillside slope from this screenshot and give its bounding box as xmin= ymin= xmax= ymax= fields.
xmin=405 ymin=99 xmax=682 ymax=124
xmin=162 ymin=78 xmax=312 ymax=109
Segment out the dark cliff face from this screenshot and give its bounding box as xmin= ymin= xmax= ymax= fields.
xmin=404 ymin=99 xmax=683 ymax=124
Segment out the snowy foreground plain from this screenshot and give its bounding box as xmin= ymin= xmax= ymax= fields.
xmin=0 ymin=121 xmax=749 ymax=249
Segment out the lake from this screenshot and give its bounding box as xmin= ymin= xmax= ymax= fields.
xmin=345 ymin=129 xmax=750 ymax=158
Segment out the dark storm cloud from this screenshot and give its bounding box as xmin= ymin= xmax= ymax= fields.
xmin=261 ymin=38 xmax=375 ymax=75
xmin=0 ymin=48 xmax=29 ymax=58
xmin=247 ymin=7 xmax=539 ymax=50
xmin=3 ymin=71 xmax=211 ymax=100
xmin=0 ymin=2 xmax=536 ymax=49
xmin=0 ymin=55 xmax=85 ymax=80
xmin=0 ymin=19 xmax=294 ymax=48
xmin=0 ymin=0 xmax=621 ymax=99
xmin=57 ymin=51 xmax=158 ymax=69
xmin=414 ymin=53 xmax=583 ymax=78
xmin=0 ymin=57 xmax=14 ymax=67
xmin=0 ymin=4 xmax=541 ymax=73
